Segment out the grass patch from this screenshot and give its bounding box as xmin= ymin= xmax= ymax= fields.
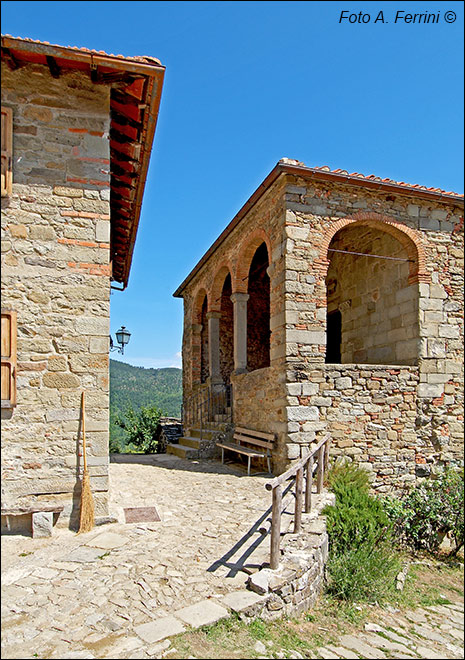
xmin=165 ymin=559 xmax=463 ymax=660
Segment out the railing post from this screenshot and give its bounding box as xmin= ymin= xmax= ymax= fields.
xmin=324 ymin=437 xmax=331 ymax=473
xmin=305 ymin=455 xmax=313 ymax=513
xmin=294 ymin=468 xmax=303 ymax=533
xmin=317 ymin=445 xmax=324 ymax=493
xmin=270 ymin=485 xmax=282 ymax=569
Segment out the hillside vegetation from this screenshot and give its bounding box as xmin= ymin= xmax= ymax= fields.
xmin=110 ymin=359 xmax=182 ymax=451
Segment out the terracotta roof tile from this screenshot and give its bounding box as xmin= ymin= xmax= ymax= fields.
xmin=2 ymin=34 xmax=162 ymax=66
xmin=279 ymin=159 xmax=463 ymax=199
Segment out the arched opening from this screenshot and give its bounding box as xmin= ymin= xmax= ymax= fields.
xmin=200 ymin=295 xmax=209 ymax=383
xmin=325 ymin=222 xmax=419 ymax=365
xmin=247 ymin=242 xmax=271 ymax=371
xmin=219 ymin=273 xmax=234 ymax=383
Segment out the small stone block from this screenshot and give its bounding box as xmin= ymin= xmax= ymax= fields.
xmin=32 ymin=511 xmax=53 ymax=538
xmin=220 ymin=590 xmax=266 ymax=613
xmin=134 ymin=616 xmax=185 ymax=644
xmin=174 ymin=600 xmax=229 ymax=628
xmin=248 ymin=569 xmax=270 ymax=595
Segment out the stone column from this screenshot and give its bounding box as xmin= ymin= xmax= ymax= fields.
xmin=206 ymin=311 xmax=222 ymax=386
xmin=231 ymin=292 xmax=249 ymax=374
xmin=191 ymin=323 xmax=203 ymax=386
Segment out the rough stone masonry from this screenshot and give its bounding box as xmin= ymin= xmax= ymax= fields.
xmin=1 ymin=61 xmax=111 ymax=528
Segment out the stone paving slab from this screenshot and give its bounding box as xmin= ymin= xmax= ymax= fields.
xmin=85 ymin=531 xmax=130 ymax=549
xmin=174 ymin=599 xmax=229 ymax=627
xmin=220 ymin=589 xmax=267 ymax=613
xmin=134 ymin=616 xmax=186 ymax=644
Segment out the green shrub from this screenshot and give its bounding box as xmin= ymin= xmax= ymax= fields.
xmin=327 ymin=459 xmax=371 ymax=495
xmin=383 ymin=468 xmax=464 ymax=555
xmin=324 ymin=462 xmax=400 ymax=603
xmin=115 ymin=405 xmax=165 ymax=454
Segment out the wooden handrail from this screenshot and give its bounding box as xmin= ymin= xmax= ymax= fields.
xmin=265 ymin=434 xmax=330 ymax=491
xmin=267 ymin=434 xmax=331 ymax=569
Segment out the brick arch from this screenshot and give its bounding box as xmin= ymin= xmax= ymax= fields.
xmin=233 ymin=229 xmax=272 ymax=292
xmin=209 ymin=264 xmax=233 ymax=312
xmin=192 ymin=287 xmax=208 ymax=325
xmin=315 ymin=212 xmax=429 ymax=284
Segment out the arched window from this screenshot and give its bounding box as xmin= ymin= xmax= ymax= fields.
xmin=247 ymin=242 xmax=271 ymax=371
xmin=325 ymin=223 xmax=419 ymax=365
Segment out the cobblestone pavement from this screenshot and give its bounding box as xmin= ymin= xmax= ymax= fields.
xmin=314 ymin=601 xmax=464 ymax=660
xmin=1 ymin=455 xmax=276 ymax=659
xmin=1 ymin=455 xmax=464 ymax=660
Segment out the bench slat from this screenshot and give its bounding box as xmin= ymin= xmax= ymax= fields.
xmin=235 ymin=427 xmax=275 ymax=442
xmin=233 ymin=433 xmax=273 ymax=450
xmin=217 ymin=441 xmax=267 ymax=458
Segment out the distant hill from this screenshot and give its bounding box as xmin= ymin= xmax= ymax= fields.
xmin=110 ymin=359 xmax=182 ymax=450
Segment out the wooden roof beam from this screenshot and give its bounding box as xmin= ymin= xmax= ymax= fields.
xmin=46 ymin=55 xmax=60 ymax=78
xmin=1 ymin=47 xmax=23 ymax=70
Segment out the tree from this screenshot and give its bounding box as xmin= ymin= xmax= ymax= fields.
xmin=115 ymin=405 xmax=165 ymax=454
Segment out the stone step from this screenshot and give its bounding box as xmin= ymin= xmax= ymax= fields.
xmin=179 ymin=436 xmax=202 ymax=449
xmin=189 ymin=428 xmax=215 ymax=441
xmin=166 ymin=443 xmax=199 ymax=460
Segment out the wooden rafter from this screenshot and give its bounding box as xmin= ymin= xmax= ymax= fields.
xmin=1 ymin=47 xmax=23 ymax=70
xmin=46 ymin=55 xmax=60 ymax=78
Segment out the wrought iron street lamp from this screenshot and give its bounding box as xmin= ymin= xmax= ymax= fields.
xmin=110 ymin=326 xmax=131 ymax=355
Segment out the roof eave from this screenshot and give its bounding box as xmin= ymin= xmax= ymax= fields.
xmin=173 ymin=161 xmax=464 ymax=298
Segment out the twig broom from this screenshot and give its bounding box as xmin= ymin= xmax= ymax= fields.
xmin=78 ymin=391 xmax=95 ymax=533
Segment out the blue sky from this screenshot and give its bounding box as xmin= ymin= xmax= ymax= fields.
xmin=2 ymin=1 xmax=463 ymax=369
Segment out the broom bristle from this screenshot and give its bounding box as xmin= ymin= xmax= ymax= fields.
xmin=78 ymin=470 xmax=95 ymax=533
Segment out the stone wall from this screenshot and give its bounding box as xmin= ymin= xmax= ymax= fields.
xmin=1 ymin=62 xmax=112 ymax=529
xmin=231 ymin=366 xmax=288 ymax=473
xmin=285 ymin=364 xmax=421 ymax=491
xmin=282 ymin=176 xmax=464 ymax=481
xmin=247 ymin=492 xmax=335 ymax=619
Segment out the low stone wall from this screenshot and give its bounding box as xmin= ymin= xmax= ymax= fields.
xmin=246 ymin=491 xmax=335 ymax=619
xmin=231 ymin=366 xmax=288 ymax=473
xmin=286 ymin=364 xmax=425 ymax=491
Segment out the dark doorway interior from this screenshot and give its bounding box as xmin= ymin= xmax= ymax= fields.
xmin=326 ymin=310 xmax=342 ymax=364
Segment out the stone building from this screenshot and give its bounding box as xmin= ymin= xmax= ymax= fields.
xmin=174 ymin=158 xmax=464 ymax=490
xmin=1 ymin=35 xmax=165 ymax=530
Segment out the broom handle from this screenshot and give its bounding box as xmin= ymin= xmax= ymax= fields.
xmin=81 ymin=391 xmax=87 ymax=473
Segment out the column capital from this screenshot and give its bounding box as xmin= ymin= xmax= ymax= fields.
xmin=206 ymin=310 xmax=222 ymax=320
xmin=231 ymin=292 xmax=249 ymax=304
xmin=191 ymin=323 xmax=203 ymax=335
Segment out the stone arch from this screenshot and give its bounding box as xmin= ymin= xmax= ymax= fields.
xmin=324 ymin=214 xmax=422 ymax=365
xmin=234 ymin=229 xmax=273 ymax=293
xmin=210 ymin=264 xmax=233 ymax=311
xmin=316 ymin=212 xmax=429 ymax=285
xmin=192 ymin=287 xmax=208 ymax=325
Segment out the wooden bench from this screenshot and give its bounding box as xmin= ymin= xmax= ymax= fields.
xmin=217 ymin=427 xmax=275 ymax=476
xmin=1 ymin=504 xmax=64 ymax=537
